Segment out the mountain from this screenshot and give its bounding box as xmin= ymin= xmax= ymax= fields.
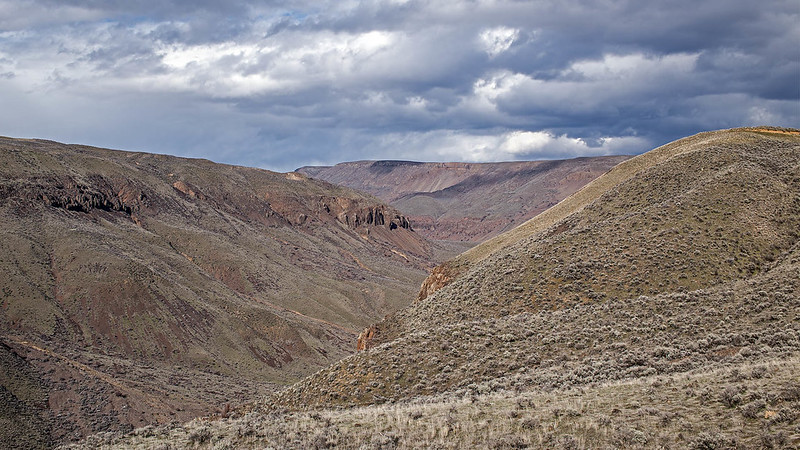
xmin=0 ymin=137 xmax=451 ymax=446
xmin=59 ymin=127 xmax=800 ymax=448
xmin=298 ymin=156 xmax=630 ymax=242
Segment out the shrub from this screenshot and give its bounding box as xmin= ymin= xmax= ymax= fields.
xmin=187 ymin=427 xmax=211 ymax=444
xmin=739 ymin=400 xmax=766 ymax=419
xmin=720 ymin=386 xmax=742 ymax=408
xmin=689 ymin=431 xmax=734 ymax=450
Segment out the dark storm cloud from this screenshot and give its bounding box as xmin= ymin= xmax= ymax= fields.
xmin=0 ymin=0 xmax=796 ymax=171
xmin=31 ymin=0 xmax=252 ymax=21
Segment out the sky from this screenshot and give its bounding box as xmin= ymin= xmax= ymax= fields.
xmin=0 ymin=1 xmax=798 ymax=172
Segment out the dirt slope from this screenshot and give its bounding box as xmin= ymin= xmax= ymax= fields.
xmin=0 ymin=137 xmax=442 ymax=446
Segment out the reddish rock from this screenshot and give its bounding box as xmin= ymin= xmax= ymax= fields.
xmin=356 ymin=325 xmax=378 ymax=351
xmin=417 ymin=262 xmax=461 ymax=302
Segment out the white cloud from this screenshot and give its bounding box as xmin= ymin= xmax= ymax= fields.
xmin=567 ymin=52 xmax=698 ymax=81
xmin=459 ymin=52 xmax=703 ymax=118
xmin=1 ymin=23 xmax=401 ymax=98
xmin=478 ymin=26 xmax=520 ymax=57
xmin=160 ymin=42 xmax=265 ymax=70
xmin=368 ymin=129 xmax=648 ymax=163
xmin=141 ymin=30 xmax=399 ymax=97
xmin=500 ymin=130 xmax=563 ymax=154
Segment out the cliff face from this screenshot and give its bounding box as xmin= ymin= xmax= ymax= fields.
xmin=298 ymin=156 xmax=631 ymax=241
xmin=2 ymin=174 xmax=147 ymax=215
xmin=317 ymin=196 xmax=412 ymax=231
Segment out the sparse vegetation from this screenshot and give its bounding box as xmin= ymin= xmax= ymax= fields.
xmin=73 ymin=357 xmax=800 ymax=449
xmin=0 ymin=136 xmax=455 ymax=445
xmin=276 ymin=240 xmax=800 ymax=409
xmin=378 ymin=128 xmax=800 ymax=345
xmin=9 ymin=128 xmax=800 ymax=448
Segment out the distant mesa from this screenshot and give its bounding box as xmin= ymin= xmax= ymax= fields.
xmin=298 ymin=155 xmax=631 ymax=242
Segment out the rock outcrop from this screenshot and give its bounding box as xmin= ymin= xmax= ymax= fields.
xmin=317 ymin=197 xmax=412 ymax=232
xmin=2 ymin=175 xmax=147 ymax=215
xmin=355 ymin=325 xmax=378 ymax=351
xmin=416 ymin=262 xmax=460 ymax=302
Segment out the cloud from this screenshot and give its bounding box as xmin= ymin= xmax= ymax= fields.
xmin=0 ymin=0 xmax=106 ymax=30
xmin=483 ymin=52 xmax=702 ymax=118
xmin=0 ymin=0 xmax=796 ymax=172
xmin=479 ymin=26 xmax=520 ymax=58
xmin=340 ymin=129 xmax=648 ymax=165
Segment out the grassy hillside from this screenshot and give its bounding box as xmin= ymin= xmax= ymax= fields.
xmin=77 ymin=356 xmax=800 ymax=449
xmin=0 ymin=137 xmax=444 ymax=445
xmin=410 ymin=127 xmax=800 ymax=319
xmin=278 ymin=240 xmax=800 ymax=408
xmin=275 ymin=127 xmax=800 ymax=411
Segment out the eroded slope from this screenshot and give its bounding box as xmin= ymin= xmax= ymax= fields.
xmin=0 ymin=137 xmax=438 ymax=445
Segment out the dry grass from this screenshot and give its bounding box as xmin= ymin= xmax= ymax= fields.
xmin=457 ymin=130 xmax=729 ymax=266
xmin=275 ymin=240 xmax=800 ymax=409
xmin=439 ymin=128 xmax=800 ymax=293
xmin=73 ymin=356 xmax=800 ymax=449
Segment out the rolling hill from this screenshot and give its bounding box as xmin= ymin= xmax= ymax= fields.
xmin=0 ymin=137 xmax=449 ymax=446
xmin=279 ymin=126 xmax=800 ymax=401
xmin=213 ymin=127 xmax=800 ymax=447
xmin=298 ymin=156 xmax=630 ymax=242
xmin=38 ymin=127 xmax=800 ymax=448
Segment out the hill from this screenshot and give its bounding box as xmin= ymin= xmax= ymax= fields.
xmin=64 ymin=127 xmax=800 ymax=448
xmin=0 ymin=137 xmax=448 ymax=446
xmin=264 ymin=128 xmax=800 ymax=438
xmin=298 ymin=156 xmax=630 ymax=242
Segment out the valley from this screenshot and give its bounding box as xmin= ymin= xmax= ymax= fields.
xmin=0 ymin=137 xmax=446 ymax=446
xmin=2 ymin=127 xmax=799 ymax=448
xmin=298 ymin=156 xmax=630 ymax=242
xmin=74 ymin=126 xmax=800 ymax=449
